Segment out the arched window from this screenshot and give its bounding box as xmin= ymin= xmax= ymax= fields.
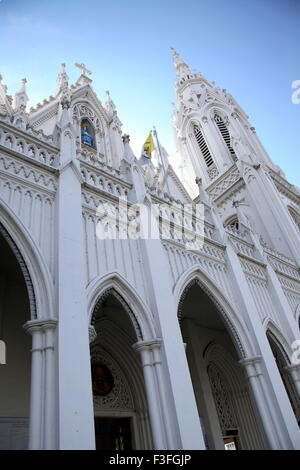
xmin=193 ymin=125 xmax=214 ymax=167
xmin=214 ymin=114 xmax=236 ymax=159
xmin=81 ymin=118 xmax=96 ymax=149
xmin=224 ymin=216 xmax=239 ymax=231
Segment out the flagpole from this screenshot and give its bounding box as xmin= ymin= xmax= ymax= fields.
xmin=152 ymin=126 xmax=171 ymax=196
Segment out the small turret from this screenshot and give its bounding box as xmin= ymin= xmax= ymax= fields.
xmin=57 ymin=63 xmax=71 ymax=110
xmin=104 ymin=90 xmax=116 ymax=118
xmin=13 ymin=78 xmax=29 ymax=113
xmin=0 ymin=75 xmax=13 ymax=117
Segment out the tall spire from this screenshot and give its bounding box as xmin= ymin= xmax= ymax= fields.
xmin=171 ymin=48 xmax=209 ymax=89
xmin=171 ymin=48 xmax=192 ymax=80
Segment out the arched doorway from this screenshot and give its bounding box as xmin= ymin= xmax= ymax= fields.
xmin=178 ymin=279 xmax=267 ymax=450
xmin=0 ymin=225 xmax=31 ymax=449
xmin=90 ymin=288 xmax=153 ymax=450
xmin=267 ymin=331 xmax=300 ymax=426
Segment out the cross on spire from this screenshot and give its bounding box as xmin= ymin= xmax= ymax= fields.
xmin=74 ymin=62 xmax=92 ymax=76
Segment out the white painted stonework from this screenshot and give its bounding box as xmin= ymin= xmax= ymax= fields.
xmin=0 ymin=52 xmax=299 ymax=450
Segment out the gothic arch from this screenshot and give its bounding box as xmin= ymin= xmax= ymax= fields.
xmin=265 ymin=320 xmax=292 ymax=365
xmin=72 ymin=100 xmax=105 ymax=132
xmin=203 ymin=102 xmax=232 ymax=119
xmin=181 ymin=115 xmax=219 ymax=182
xmin=87 ymin=272 xmax=156 ymax=341
xmin=174 ymin=266 xmax=257 ymax=358
xmin=0 ymin=198 xmax=54 ymax=320
xmin=88 ymin=273 xmax=154 ymax=449
xmin=224 ymin=215 xmax=239 ymax=230
xmin=266 ymin=323 xmax=300 ymax=424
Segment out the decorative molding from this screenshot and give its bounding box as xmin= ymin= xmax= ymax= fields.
xmin=0 ymin=153 xmax=57 ymax=193
xmin=0 ymin=116 xmax=58 ymax=149
xmin=73 ymin=102 xmax=103 ymax=130
xmin=207 ymin=164 xmax=244 ymax=205
xmin=91 ymin=287 xmax=143 ymax=341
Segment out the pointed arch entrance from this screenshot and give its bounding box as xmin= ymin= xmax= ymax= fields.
xmin=0 ymin=203 xmax=56 ymax=450
xmin=266 ymin=330 xmax=300 ymax=425
xmin=178 ymin=277 xmax=267 ymax=450
xmin=89 ymin=285 xmax=153 ymax=450
xmin=0 ymin=223 xmax=32 ymax=449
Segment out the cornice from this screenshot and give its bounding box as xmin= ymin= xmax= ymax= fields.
xmin=30 ymin=102 xmax=59 ymax=128
xmin=79 ymin=160 xmax=131 ymax=189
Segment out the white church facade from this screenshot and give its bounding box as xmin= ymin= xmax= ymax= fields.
xmin=0 ymin=51 xmax=300 ymax=450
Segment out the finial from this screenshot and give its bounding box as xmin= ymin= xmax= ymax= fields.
xmin=22 ymin=78 xmax=27 ymax=85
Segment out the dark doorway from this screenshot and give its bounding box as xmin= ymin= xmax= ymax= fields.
xmin=94 ymin=417 xmax=132 ymax=450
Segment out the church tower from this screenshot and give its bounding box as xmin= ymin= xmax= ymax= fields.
xmin=172 ymin=49 xmax=300 ymax=264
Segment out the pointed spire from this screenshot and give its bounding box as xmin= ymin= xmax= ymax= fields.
xmin=171 ymin=47 xmax=209 ymax=89
xmin=171 ymin=47 xmax=192 ymax=80
xmin=57 ymin=63 xmax=71 ymax=110
xmin=57 ymin=63 xmax=69 ymax=92
xmin=104 ymin=90 xmax=116 ymax=117
xmin=0 ymin=75 xmax=13 ymax=116
xmin=13 ymin=77 xmax=29 ymax=112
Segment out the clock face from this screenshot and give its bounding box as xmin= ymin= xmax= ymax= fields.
xmin=91 ymin=364 xmax=114 ymax=396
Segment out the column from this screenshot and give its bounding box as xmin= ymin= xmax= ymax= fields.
xmin=133 ymin=341 xmax=166 ymax=449
xmin=151 ymin=341 xmax=179 ymax=449
xmin=56 ymin=106 xmax=95 ymax=450
xmin=24 ymin=320 xmax=44 ymax=450
xmin=240 ymin=356 xmax=280 ymax=449
xmin=42 ymin=320 xmax=57 ymax=449
xmin=139 ymin=238 xmax=206 ymax=449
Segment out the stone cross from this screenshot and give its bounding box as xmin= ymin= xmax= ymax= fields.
xmin=74 ymin=63 xmax=92 ymax=76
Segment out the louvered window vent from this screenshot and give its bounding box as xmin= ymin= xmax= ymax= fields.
xmin=214 ymin=115 xmax=236 ymax=158
xmin=194 ymin=125 xmax=214 ymax=167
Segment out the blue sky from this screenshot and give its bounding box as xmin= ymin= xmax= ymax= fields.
xmin=0 ymin=0 xmax=299 ymax=186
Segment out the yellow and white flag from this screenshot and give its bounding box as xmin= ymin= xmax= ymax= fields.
xmin=142 ymin=132 xmax=156 ymax=159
